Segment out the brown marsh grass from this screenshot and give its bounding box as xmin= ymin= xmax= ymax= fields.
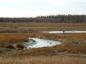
xmin=0 ymin=23 xmax=86 ymax=31
xmin=0 ymin=33 xmax=28 ymax=42
xmin=0 ymin=56 xmax=86 ymax=64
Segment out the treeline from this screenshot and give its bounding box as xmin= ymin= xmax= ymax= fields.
xmin=0 ymin=15 xmax=86 ymax=23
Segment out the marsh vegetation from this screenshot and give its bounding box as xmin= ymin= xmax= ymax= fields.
xmin=0 ymin=16 xmax=86 ymax=64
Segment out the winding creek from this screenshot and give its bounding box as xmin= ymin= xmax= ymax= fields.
xmin=43 ymin=31 xmax=86 ymax=34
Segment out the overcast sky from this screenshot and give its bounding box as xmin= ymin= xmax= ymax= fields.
xmin=0 ymin=0 xmax=86 ymax=17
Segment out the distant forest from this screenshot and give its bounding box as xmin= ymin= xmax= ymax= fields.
xmin=0 ymin=15 xmax=86 ymax=23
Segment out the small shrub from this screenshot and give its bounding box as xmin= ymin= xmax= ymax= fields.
xmin=6 ymin=45 xmax=15 ymax=49
xmin=16 ymin=44 xmax=26 ymax=50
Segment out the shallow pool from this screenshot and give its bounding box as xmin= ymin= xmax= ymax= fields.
xmin=25 ymin=38 xmax=61 ymax=48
